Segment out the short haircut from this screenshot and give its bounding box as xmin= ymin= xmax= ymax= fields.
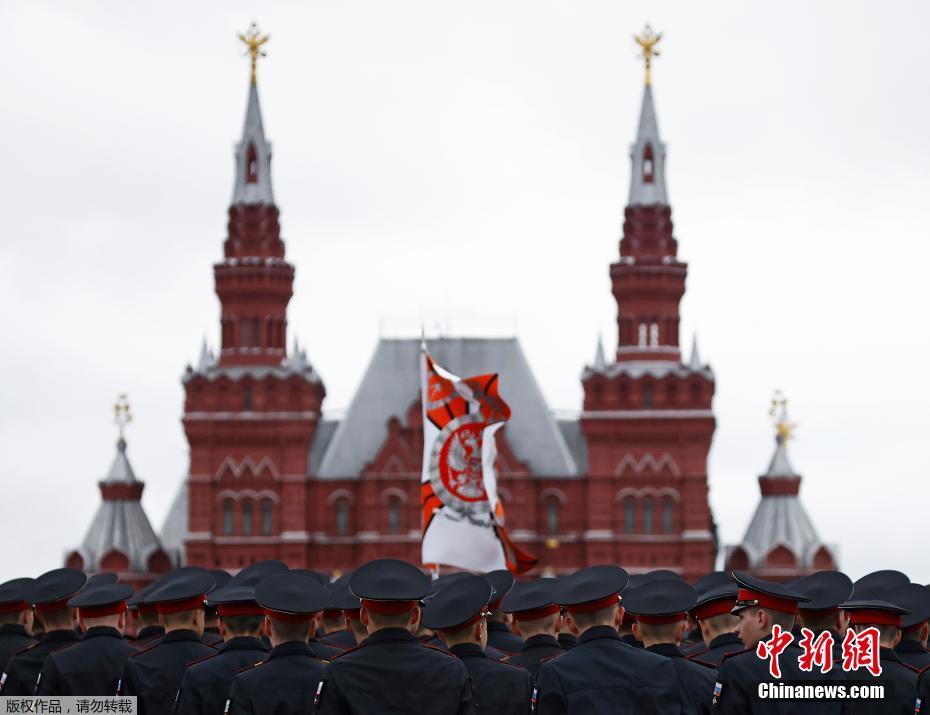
xmin=161 ymin=610 xmax=199 ymax=629
xmin=37 ymin=608 xmax=73 ymax=631
xmin=366 ymin=609 xmax=415 ymax=630
xmin=269 ymin=618 xmax=313 ymax=644
xmin=221 ymin=614 xmax=264 ymax=635
xmin=516 ymin=612 xmax=559 ymax=634
xmin=568 ymin=604 xmax=617 ymax=631
xmin=636 ymin=621 xmax=683 ymax=643
xmin=799 ymin=612 xmax=838 ymax=633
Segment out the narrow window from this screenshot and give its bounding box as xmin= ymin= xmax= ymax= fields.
xmin=638 ymin=323 xmax=648 ymax=347
xmin=260 ymin=498 xmax=273 ymax=535
xmin=388 ymin=496 xmax=401 ymax=535
xmin=643 ymin=497 xmax=654 ymax=534
xmin=223 ymin=499 xmax=234 ymax=535
xmin=252 ymin=318 xmax=260 ymax=348
xmin=239 ymin=319 xmax=250 ymax=349
xmin=662 ymin=497 xmax=674 ymax=533
xmin=623 ymin=498 xmax=635 ymax=533
xmin=643 ymin=384 xmax=654 ymax=409
xmin=642 ymin=144 xmax=655 ymax=183
xmin=242 ymin=500 xmax=253 ymax=536
xmin=336 ymin=499 xmax=350 ymax=536
xmin=243 ymin=386 xmax=253 ymax=411
xmin=546 ymin=498 xmax=560 ymax=535
xmin=246 ymin=143 xmax=258 ymax=183
xmin=650 ymin=322 xmax=659 ymax=347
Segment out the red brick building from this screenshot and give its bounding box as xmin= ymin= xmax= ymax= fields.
xmin=162 ymin=64 xmax=720 ymax=580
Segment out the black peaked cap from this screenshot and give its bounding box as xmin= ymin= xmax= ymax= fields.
xmin=206 ymin=583 xmax=259 ymax=606
xmin=256 ymin=572 xmax=329 ymax=615
xmin=325 ymin=573 xmax=361 ymax=611
xmin=485 ymin=570 xmax=515 ymax=603
xmin=69 ymin=583 xmax=134 ymax=609
xmin=623 ymin=579 xmax=697 ymax=617
xmin=889 ymin=584 xmax=930 ymax=629
xmin=693 ymin=582 xmax=739 ymax=609
xmin=349 ymin=559 xmax=431 ymax=602
xmin=209 ymin=569 xmax=233 ymax=590
xmin=32 ymin=569 xmax=88 ymax=606
xmin=230 ymin=560 xmax=289 ymax=588
xmin=556 ymin=565 xmax=628 ymax=607
xmin=853 ymin=570 xmax=910 ymax=600
xmin=290 ymin=569 xmax=329 ymax=586
xmin=86 ymin=573 xmax=119 ymax=588
xmin=792 ymin=571 xmax=853 ymax=611
xmin=147 ymin=571 xmax=215 ymax=605
xmin=501 ymin=579 xmax=558 ymax=614
xmin=732 ymin=571 xmax=809 ymax=601
xmin=692 ymin=571 xmax=734 ymax=595
xmin=0 ymin=578 xmax=36 ymax=607
xmin=421 ymin=575 xmax=493 ymax=631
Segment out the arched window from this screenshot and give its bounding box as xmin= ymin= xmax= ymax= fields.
xmin=643 ymin=497 xmax=654 ymax=534
xmin=623 ymin=497 xmax=635 ymax=533
xmin=388 ymin=496 xmax=401 ymax=535
xmin=243 ymin=386 xmax=253 ymax=411
xmin=252 ymin=318 xmax=260 ymax=348
xmin=246 ymin=142 xmax=258 ymax=183
xmin=546 ymin=498 xmax=560 ymax=535
xmin=260 ymin=498 xmax=273 ymax=535
xmin=336 ymin=498 xmax=350 ymax=536
xmin=649 ymin=322 xmax=659 ymax=347
xmin=642 ymin=143 xmax=655 ymax=183
xmin=643 ymin=384 xmax=654 ymax=409
xmin=223 ymin=499 xmax=234 ymax=535
xmin=239 ymin=319 xmax=250 ymax=349
xmin=638 ymin=323 xmax=648 ymax=347
xmin=662 ymin=497 xmax=674 ymax=533
xmin=242 ymin=500 xmax=253 ymax=536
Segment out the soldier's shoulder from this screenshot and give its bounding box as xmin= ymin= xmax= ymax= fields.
xmin=418 ymin=642 xmax=461 ymax=660
xmin=185 ymin=650 xmax=222 ymax=671
xmin=233 ymin=658 xmax=269 ymax=677
xmin=718 ymin=647 xmax=754 ymax=668
xmin=10 ymin=641 xmax=42 ymax=658
xmin=687 ymin=655 xmax=718 ymax=670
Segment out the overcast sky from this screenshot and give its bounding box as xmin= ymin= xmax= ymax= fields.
xmin=2 ymin=1 xmax=928 ymax=583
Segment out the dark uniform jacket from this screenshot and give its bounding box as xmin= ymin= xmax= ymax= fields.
xmin=227 ymin=641 xmax=327 ymax=715
xmin=174 ymin=636 xmax=268 ymax=715
xmin=686 ymin=633 xmax=744 ymax=667
xmin=134 ymin=626 xmax=166 ymax=650
xmin=319 ymin=629 xmax=355 ymax=650
xmin=620 ymin=633 xmax=644 ymax=649
xmin=846 ymin=647 xmax=917 ymax=715
xmin=201 ymin=628 xmax=223 ymax=648
xmin=917 ymin=666 xmax=930 ymax=714
xmin=0 ymin=623 xmax=34 ymax=672
xmin=647 ymin=643 xmax=717 ymax=715
xmin=556 ymin=633 xmax=576 ymax=651
xmin=450 ymin=642 xmax=532 ymax=715
xmin=425 ymin=635 xmax=507 ymax=662
xmin=535 ymin=625 xmax=688 ymax=714
xmin=308 ymin=639 xmax=343 ymax=662
xmin=1 ymin=629 xmax=80 ymax=695
xmin=486 ymin=621 xmax=523 ymax=655
xmin=316 ymin=627 xmax=476 ymax=714
xmin=895 ymin=640 xmax=930 ymax=672
xmin=712 ymin=643 xmax=847 ymax=714
xmin=120 ymin=629 xmax=216 ymax=715
xmin=503 ymin=634 xmax=562 ymax=683
xmin=37 ymin=626 xmax=135 ymax=696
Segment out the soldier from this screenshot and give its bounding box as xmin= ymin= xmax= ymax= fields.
xmin=421 ymin=573 xmax=532 ymax=714
xmin=174 ymin=580 xmax=269 ymax=715
xmin=36 ymin=582 xmax=135 ymax=695
xmin=319 ymin=573 xmax=359 ymax=650
xmin=500 ymin=579 xmax=563 ymax=682
xmin=684 ymin=583 xmax=742 ymax=666
xmin=917 ymin=666 xmax=930 ymax=714
xmin=120 ymin=569 xmax=217 ymax=713
xmin=791 ymin=570 xmax=853 ymax=662
xmin=226 ymin=571 xmax=330 ymax=715
xmin=201 ymin=569 xmax=232 ymax=647
xmin=0 ymin=578 xmax=37 ymax=673
xmin=484 ymin=570 xmax=522 ymax=655
xmin=712 ymin=571 xmax=846 ymax=713
xmin=624 ymin=578 xmax=717 ymax=714
xmin=890 ymin=583 xmax=930 ymax=670
xmin=128 ymin=582 xmax=166 ymax=646
xmin=535 ymin=564 xmax=688 ymax=713
xmin=315 ymin=558 xmax=475 ymax=714
xmin=1 ymin=571 xmax=83 ymax=695
xmin=840 ymin=597 xmax=918 ymax=713
xmin=681 ymin=573 xmax=735 ymax=658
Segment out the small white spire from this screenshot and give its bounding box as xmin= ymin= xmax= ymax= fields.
xmin=628 ymin=84 xmax=668 ymax=206
xmin=689 ymin=334 xmax=702 ymax=370
xmin=197 ymin=336 xmax=214 ymax=372
xmin=232 ymin=82 xmax=274 ymax=205
xmin=593 ymin=334 xmax=607 ymax=371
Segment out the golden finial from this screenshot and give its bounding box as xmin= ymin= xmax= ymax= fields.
xmin=114 ymin=393 xmax=132 ymax=440
xmin=238 ymin=22 xmax=270 ymax=85
xmin=769 ymin=390 xmax=796 ymax=444
xmin=634 ymin=24 xmax=662 ymax=86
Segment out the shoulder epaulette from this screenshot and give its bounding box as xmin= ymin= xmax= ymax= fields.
xmin=234 ymin=659 xmax=267 ymax=674
xmin=419 ymin=642 xmax=459 ymax=659
xmin=330 ymin=644 xmax=362 ymax=660
xmin=538 ymin=653 xmax=562 ymax=664
xmin=11 ymin=642 xmax=40 ymax=657
xmin=688 ymin=656 xmax=717 ymax=670
xmin=128 ymin=642 xmax=161 ymax=659
xmin=718 ymin=648 xmax=752 ymax=665
xmin=902 ymin=661 xmax=922 ymax=674
xmin=185 ymin=651 xmax=220 ymax=668
xmin=685 ymin=648 xmax=709 ymax=660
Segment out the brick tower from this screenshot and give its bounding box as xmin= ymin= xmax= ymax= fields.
xmin=579 ymin=29 xmax=717 ymax=579
xmin=182 ymin=31 xmax=325 ymax=570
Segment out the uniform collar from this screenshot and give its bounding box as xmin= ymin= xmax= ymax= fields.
xmin=449 ymin=642 xmax=486 ymax=659
xmin=136 ymin=625 xmax=165 ymax=640
xmin=41 ymin=629 xmax=80 ymax=644
xmin=162 ymin=629 xmax=205 ymax=644
xmin=709 ymin=632 xmax=742 ymax=648
xmin=0 ymin=623 xmax=29 ymax=637
xmin=487 ymin=621 xmax=512 ymax=634
xmin=522 ymin=634 xmax=559 ymax=650
xmin=646 ymin=642 xmax=683 ymax=659
xmin=221 ymin=636 xmax=267 ymax=653
xmin=363 ymin=628 xmax=418 ymax=647
xmin=578 ymin=625 xmax=622 ymax=645
xmin=879 ymin=646 xmax=903 ymax=664
xmin=82 ymin=626 xmax=123 ymax=640
xmin=895 ymin=640 xmax=928 ymax=654
xmin=269 ymin=641 xmax=314 ymax=659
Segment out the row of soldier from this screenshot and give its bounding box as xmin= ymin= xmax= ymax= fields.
xmin=1 ymin=561 xmax=929 ymax=713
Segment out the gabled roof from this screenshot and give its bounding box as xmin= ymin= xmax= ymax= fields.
xmin=314 ymin=337 xmax=579 ymax=478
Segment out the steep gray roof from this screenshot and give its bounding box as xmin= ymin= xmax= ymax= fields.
xmin=628 ymin=84 xmax=668 ymax=206
xmin=315 ymin=337 xmax=579 ymax=478
xmin=765 ymin=439 xmax=797 ymax=478
xmin=159 ymin=482 xmax=187 ymax=567
xmin=232 ymin=82 xmax=274 ymax=205
xmin=75 ymin=438 xmax=164 ymax=572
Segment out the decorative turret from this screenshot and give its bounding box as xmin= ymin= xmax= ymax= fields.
xmin=65 ymin=396 xmax=170 ymax=587
xmin=724 ymin=392 xmax=838 ymax=580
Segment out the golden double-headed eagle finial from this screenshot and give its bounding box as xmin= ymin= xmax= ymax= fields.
xmin=769 ymin=390 xmax=796 ymax=444
xmin=634 ymin=24 xmax=662 ymax=86
xmin=114 ymin=393 xmax=132 ymax=439
xmin=239 ymin=22 xmax=270 ymax=85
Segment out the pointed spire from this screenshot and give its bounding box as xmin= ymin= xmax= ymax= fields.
xmin=593 ymin=334 xmax=607 ymax=371
xmin=105 ymin=395 xmax=138 ymax=485
xmin=232 ymin=25 xmax=274 ymax=206
xmin=197 ymin=336 xmax=214 ymax=372
xmin=689 ymin=334 xmax=702 ymax=370
xmin=628 ymin=83 xmax=668 ymax=206
xmin=766 ymin=391 xmax=798 ymax=477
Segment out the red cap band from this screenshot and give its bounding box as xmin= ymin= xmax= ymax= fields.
xmin=736 ymin=589 xmax=798 ymax=615
xmin=694 ymin=599 xmax=737 ymax=621
xmin=217 ymin=603 xmax=264 ymax=617
xmin=513 ymin=604 xmax=561 ymax=622
xmin=439 ymin=610 xmax=488 ymax=633
xmin=35 ymin=599 xmax=71 ymax=614
xmin=567 ymin=594 xmax=620 ymax=615
xmin=0 ymin=602 xmax=30 ymax=615
xmin=263 ymin=608 xmax=315 ymax=624
xmin=322 ymin=609 xmax=342 ymax=620
xmin=137 ymin=603 xmax=158 ymax=616
xmin=361 ymin=599 xmax=417 ymax=616
xmin=156 ymin=595 xmax=206 ymax=615
xmin=79 ymin=602 xmax=127 ymax=619
xmin=848 ymin=610 xmax=902 ymax=627
xmin=636 ymin=612 xmax=688 ymax=625
xmin=343 ymin=608 xmax=361 ymax=620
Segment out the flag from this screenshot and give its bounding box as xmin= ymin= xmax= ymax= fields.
xmin=419 ymin=346 xmax=537 ymax=574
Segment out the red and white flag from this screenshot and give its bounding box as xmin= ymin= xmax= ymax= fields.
xmin=419 ymin=346 xmax=537 ymax=574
